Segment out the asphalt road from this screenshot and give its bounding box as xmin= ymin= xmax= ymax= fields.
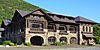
xmin=0 ymin=47 xmax=100 ymax=50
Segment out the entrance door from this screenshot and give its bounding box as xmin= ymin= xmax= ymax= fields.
xmin=30 ymin=36 xmax=44 ymax=45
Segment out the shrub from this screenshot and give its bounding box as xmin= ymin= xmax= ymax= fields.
xmin=9 ymin=42 xmax=15 ymax=46
xmin=53 ymin=42 xmax=62 ymax=46
xmin=62 ymin=42 xmax=67 ymax=45
xmin=2 ymin=41 xmax=15 ymax=46
xmin=25 ymin=42 xmax=31 ymax=46
xmin=95 ymin=36 xmax=100 ymax=44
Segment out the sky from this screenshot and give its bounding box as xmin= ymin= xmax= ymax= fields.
xmin=25 ymin=0 xmax=100 ymax=23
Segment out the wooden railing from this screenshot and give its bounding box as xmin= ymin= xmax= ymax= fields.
xmin=81 ymin=32 xmax=92 ymax=34
xmin=29 ymin=28 xmax=44 ymax=33
xmin=48 ymin=29 xmax=56 ymax=32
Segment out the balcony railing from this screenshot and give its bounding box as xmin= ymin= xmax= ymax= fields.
xmin=48 ymin=29 xmax=56 ymax=32
xmin=81 ymin=32 xmax=92 ymax=34
xmin=29 ymin=28 xmax=44 ymax=33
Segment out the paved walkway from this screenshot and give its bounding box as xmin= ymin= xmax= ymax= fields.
xmin=0 ymin=45 xmax=100 ymax=50
xmin=0 ymin=47 xmax=100 ymax=50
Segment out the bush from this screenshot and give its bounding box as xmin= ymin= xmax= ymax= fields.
xmin=25 ymin=42 xmax=31 ymax=46
xmin=62 ymin=42 xmax=67 ymax=45
xmin=2 ymin=41 xmax=15 ymax=46
xmin=53 ymin=42 xmax=62 ymax=46
xmin=9 ymin=42 xmax=15 ymax=46
xmin=95 ymin=36 xmax=100 ymax=44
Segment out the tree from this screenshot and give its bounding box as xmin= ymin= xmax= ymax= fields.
xmin=93 ymin=24 xmax=100 ymax=44
xmin=93 ymin=24 xmax=100 ymax=36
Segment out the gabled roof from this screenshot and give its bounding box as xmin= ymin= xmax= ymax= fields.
xmin=75 ymin=16 xmax=96 ymax=23
xmin=15 ymin=9 xmax=96 ymax=24
xmin=49 ymin=15 xmax=76 ymax=23
xmin=16 ymin=8 xmax=49 ymax=17
xmin=47 ymin=12 xmax=75 ymax=19
xmin=16 ymin=10 xmax=30 ymax=17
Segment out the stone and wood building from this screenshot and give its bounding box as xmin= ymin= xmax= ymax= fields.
xmin=0 ymin=9 xmax=96 ymax=45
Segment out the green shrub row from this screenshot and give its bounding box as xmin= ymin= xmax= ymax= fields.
xmin=95 ymin=36 xmax=100 ymax=44
xmin=53 ymin=42 xmax=67 ymax=46
xmin=2 ymin=41 xmax=15 ymax=46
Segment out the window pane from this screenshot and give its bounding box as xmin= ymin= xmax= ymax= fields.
xmin=86 ymin=27 xmax=88 ymax=32
xmin=69 ymin=25 xmax=76 ymax=33
xmin=59 ymin=26 xmax=65 ymax=30
xmin=89 ymin=27 xmax=91 ymax=32
xmin=48 ymin=25 xmax=54 ymax=29
xmin=83 ymin=26 xmax=85 ymax=31
xmin=31 ymin=23 xmax=42 ymax=28
xmin=48 ymin=37 xmax=56 ymax=42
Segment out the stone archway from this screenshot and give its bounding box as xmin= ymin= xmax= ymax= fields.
xmin=60 ymin=37 xmax=67 ymax=43
xmin=30 ymin=36 xmax=44 ymax=45
xmin=48 ymin=36 xmax=56 ymax=44
xmin=70 ymin=37 xmax=77 ymax=44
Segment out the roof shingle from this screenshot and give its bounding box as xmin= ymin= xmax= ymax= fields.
xmin=75 ymin=16 xmax=96 ymax=23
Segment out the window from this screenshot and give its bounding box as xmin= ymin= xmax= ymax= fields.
xmin=70 ymin=37 xmax=77 ymax=44
xmin=69 ymin=25 xmax=76 ymax=33
xmin=60 ymin=37 xmax=67 ymax=43
xmin=31 ymin=23 xmax=43 ymax=29
xmin=89 ymin=27 xmax=91 ymax=32
xmin=59 ymin=26 xmax=66 ymax=30
xmin=48 ymin=25 xmax=54 ymax=29
xmin=83 ymin=26 xmax=85 ymax=31
xmin=48 ymin=25 xmax=55 ymax=32
xmin=48 ymin=36 xmax=56 ymax=44
xmin=86 ymin=27 xmax=88 ymax=32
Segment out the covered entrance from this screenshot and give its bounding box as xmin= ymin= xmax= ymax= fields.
xmin=82 ymin=34 xmax=95 ymax=45
xmin=30 ymin=36 xmax=44 ymax=45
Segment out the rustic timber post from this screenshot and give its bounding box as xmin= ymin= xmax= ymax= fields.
xmin=55 ymin=24 xmax=60 ymax=42
xmin=66 ymin=25 xmax=70 ymax=44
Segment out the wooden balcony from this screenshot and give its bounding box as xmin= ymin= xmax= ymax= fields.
xmin=81 ymin=32 xmax=92 ymax=34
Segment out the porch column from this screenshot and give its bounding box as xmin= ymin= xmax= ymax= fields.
xmin=56 ymin=30 xmax=60 ymax=42
xmin=88 ymin=26 xmax=89 ymax=32
xmin=55 ymin=24 xmax=60 ymax=42
xmin=25 ymin=34 xmax=31 ymax=43
xmin=91 ymin=27 xmax=93 ymax=33
xmin=67 ymin=25 xmax=70 ymax=33
xmin=25 ymin=19 xmax=31 ymax=43
xmin=43 ymin=29 xmax=49 ymax=45
xmin=84 ymin=26 xmax=86 ymax=32
xmin=66 ymin=25 xmax=70 ymax=44
xmin=79 ymin=25 xmax=83 ymax=45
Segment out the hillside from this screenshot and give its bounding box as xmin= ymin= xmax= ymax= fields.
xmin=0 ymin=0 xmax=48 ymax=25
